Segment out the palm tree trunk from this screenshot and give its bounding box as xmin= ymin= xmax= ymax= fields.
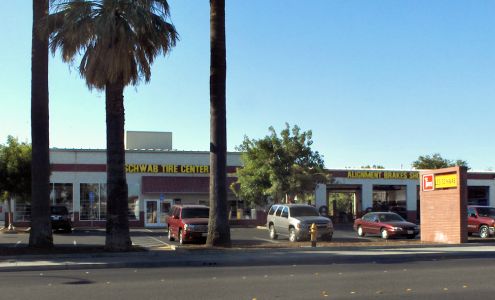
xmin=206 ymin=0 xmax=231 ymax=247
xmin=104 ymin=80 xmax=131 ymax=251
xmin=29 ymin=0 xmax=53 ymax=248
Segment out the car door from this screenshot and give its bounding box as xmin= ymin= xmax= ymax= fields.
xmin=467 ymin=207 xmax=479 ymax=233
xmin=369 ymin=214 xmax=381 ymax=234
xmin=279 ymin=206 xmax=290 ymax=235
xmin=360 ymin=214 xmax=373 ymax=234
xmin=169 ymin=207 xmax=180 ymax=237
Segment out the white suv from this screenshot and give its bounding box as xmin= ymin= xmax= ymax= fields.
xmin=267 ymin=204 xmax=333 ymax=242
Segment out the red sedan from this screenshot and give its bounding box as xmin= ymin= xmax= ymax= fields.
xmin=354 ymin=212 xmax=419 ymax=239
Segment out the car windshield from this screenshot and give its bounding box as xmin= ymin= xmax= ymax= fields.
xmin=378 ymin=213 xmax=404 ymax=222
xmin=182 ymin=208 xmax=209 ymax=219
xmin=476 ymin=207 xmax=495 ymax=218
xmin=290 ymin=206 xmax=319 ymax=217
xmin=51 ymin=206 xmax=68 ymax=215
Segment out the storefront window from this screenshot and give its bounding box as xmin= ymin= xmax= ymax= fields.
xmin=80 ymin=183 xmax=106 ymax=221
xmin=128 ymin=183 xmax=140 ymax=220
xmin=372 ymin=185 xmax=407 ymax=218
xmin=14 ymin=196 xmax=31 ymax=222
xmin=468 ymin=186 xmax=489 ymax=206
xmin=50 ymin=184 xmax=73 ymax=219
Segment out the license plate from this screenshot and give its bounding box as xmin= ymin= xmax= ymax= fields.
xmin=407 ymin=230 xmax=413 ymax=234
xmin=201 ymin=233 xmax=208 ymax=237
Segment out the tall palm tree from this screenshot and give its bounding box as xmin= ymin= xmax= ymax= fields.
xmin=29 ymin=0 xmax=53 ymax=248
xmin=206 ymin=0 xmax=231 ymax=247
xmin=48 ymin=0 xmax=178 ymax=251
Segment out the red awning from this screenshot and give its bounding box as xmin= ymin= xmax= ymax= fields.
xmin=142 ymin=176 xmax=237 ymax=194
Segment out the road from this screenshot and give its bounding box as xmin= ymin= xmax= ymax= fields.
xmin=1 ymin=257 xmax=494 ymax=299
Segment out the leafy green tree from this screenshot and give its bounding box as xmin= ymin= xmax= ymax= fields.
xmin=0 ymin=136 xmax=32 ymax=230
xmin=207 ymin=0 xmax=231 ymax=247
xmin=29 ymin=0 xmax=53 ymax=248
xmin=412 ymin=153 xmax=469 ymax=170
xmin=234 ymin=124 xmax=330 ymax=206
xmin=48 ymin=0 xmax=178 ymax=251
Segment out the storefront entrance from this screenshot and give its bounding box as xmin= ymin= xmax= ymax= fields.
xmin=328 ymin=185 xmax=361 ymax=223
xmin=144 ymin=199 xmax=172 ymax=228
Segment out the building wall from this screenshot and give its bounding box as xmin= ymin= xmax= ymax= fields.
xmin=43 ymin=149 xmax=243 ymax=228
xmin=326 ymin=169 xmax=495 ymax=223
xmin=467 ymin=179 xmax=495 ymax=206
xmin=332 ymin=176 xmax=419 ymax=219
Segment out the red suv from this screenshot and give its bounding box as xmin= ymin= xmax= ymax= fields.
xmin=167 ymin=205 xmax=209 ymax=244
xmin=468 ymin=206 xmax=495 ymax=238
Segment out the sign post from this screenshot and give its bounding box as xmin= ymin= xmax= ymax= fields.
xmin=89 ymin=191 xmax=95 ymax=228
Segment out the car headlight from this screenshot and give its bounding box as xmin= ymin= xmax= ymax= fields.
xmin=391 ymin=227 xmax=403 ymax=231
xmin=296 ymin=223 xmax=306 ymax=229
xmin=414 ymin=226 xmax=420 ymax=230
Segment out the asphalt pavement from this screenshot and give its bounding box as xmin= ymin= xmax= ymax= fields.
xmin=3 ymin=258 xmax=495 ymax=299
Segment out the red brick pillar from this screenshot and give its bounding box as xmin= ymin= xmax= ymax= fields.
xmin=420 ymin=166 xmax=467 ymax=244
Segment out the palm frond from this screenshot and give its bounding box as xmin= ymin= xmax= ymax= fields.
xmin=47 ymin=0 xmax=178 ymax=90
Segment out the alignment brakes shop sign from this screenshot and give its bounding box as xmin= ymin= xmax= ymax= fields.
xmin=422 ymin=174 xmax=434 ymax=192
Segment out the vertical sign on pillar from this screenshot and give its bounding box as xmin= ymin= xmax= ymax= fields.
xmin=422 ymin=174 xmax=434 ymax=192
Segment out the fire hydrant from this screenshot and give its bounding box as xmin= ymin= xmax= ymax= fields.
xmin=310 ymin=223 xmax=317 ymax=247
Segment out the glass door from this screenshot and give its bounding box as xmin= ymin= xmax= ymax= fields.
xmin=145 ymin=200 xmax=158 ymax=227
xmin=144 ymin=199 xmax=173 ymax=228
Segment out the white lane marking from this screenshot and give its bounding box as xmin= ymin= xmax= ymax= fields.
xmin=253 ymin=237 xmax=281 ymax=244
xmin=131 ymin=229 xmax=171 ymax=247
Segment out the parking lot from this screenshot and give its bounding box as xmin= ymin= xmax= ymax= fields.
xmin=0 ymin=224 xmax=431 ymax=250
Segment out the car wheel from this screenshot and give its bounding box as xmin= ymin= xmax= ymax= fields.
xmin=479 ymin=225 xmax=489 ymax=239
xmin=357 ymin=226 xmax=365 ymax=237
xmin=168 ymin=226 xmax=175 ymax=241
xmin=323 ymin=234 xmax=333 ymax=242
xmin=380 ymin=228 xmax=389 ymax=239
xmin=269 ymin=224 xmax=278 ymax=240
xmin=179 ymin=229 xmax=185 ymax=244
xmin=289 ymin=227 xmax=297 ymax=242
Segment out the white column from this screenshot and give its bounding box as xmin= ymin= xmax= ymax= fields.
xmin=315 ymin=183 xmax=327 ymax=209
xmin=73 ymin=182 xmax=80 ymax=213
xmin=361 ymin=183 xmax=373 ymax=210
xmin=406 ymin=182 xmax=418 ymax=211
xmin=489 ymin=181 xmax=495 ymax=207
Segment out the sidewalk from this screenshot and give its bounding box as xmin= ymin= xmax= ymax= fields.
xmin=2 ymin=242 xmax=495 ymax=272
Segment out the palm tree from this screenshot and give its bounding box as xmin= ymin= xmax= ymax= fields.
xmin=206 ymin=0 xmax=231 ymax=247
xmin=48 ymin=0 xmax=178 ymax=251
xmin=29 ymin=0 xmax=53 ymax=248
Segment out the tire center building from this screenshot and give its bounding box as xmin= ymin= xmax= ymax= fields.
xmin=5 ymin=132 xmax=495 ymax=227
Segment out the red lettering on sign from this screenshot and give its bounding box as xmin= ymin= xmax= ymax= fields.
xmin=422 ymin=174 xmax=434 ymax=191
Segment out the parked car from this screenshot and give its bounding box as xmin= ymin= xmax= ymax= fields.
xmin=50 ymin=205 xmax=72 ymax=233
xmin=354 ymin=212 xmax=419 ymax=239
xmin=468 ymin=205 xmax=495 ymax=238
xmin=266 ymin=204 xmax=333 ymax=242
xmin=166 ymin=205 xmax=209 ymax=244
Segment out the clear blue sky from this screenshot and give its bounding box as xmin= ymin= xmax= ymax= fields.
xmin=1 ymin=1 xmax=494 ymax=170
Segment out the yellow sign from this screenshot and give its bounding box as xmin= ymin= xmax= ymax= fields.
xmin=347 ymin=171 xmax=419 ymax=180
xmin=434 ymin=173 xmax=458 ymax=189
